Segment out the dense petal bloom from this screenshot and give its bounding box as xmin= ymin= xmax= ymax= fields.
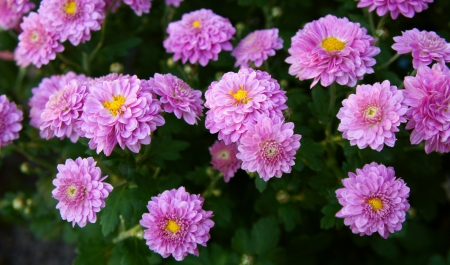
xmin=140 ymin=187 xmax=214 ymax=261
xmin=403 ymin=63 xmax=450 ymax=153
xmin=205 ymin=68 xmax=288 ymax=144
xmin=165 ymin=0 xmax=183 ymax=7
xmin=0 ymin=95 xmax=23 ymax=147
xmin=14 ymin=12 xmax=64 ymax=68
xmin=38 ymin=0 xmax=105 ymax=46
xmin=337 ymin=81 xmax=407 ymax=151
xmin=392 ymin=28 xmax=450 ymax=69
xmin=163 ymin=9 xmax=235 ymax=67
xmin=232 ymin=28 xmax=283 ymax=68
xmin=209 ymin=140 xmax=241 ymax=182
xmin=285 ymin=14 xmax=380 ymax=88
xmin=356 ymin=0 xmax=433 ymax=20
xmin=123 ymin=0 xmax=151 ymax=16
xmin=81 ymin=74 xmax=165 ymax=156
xmin=335 ymin=162 xmax=410 ymax=239
xmin=149 ymin=73 xmax=204 ymax=125
xmin=236 ymin=116 xmax=301 ymax=181
xmin=52 ymin=157 xmax=113 ymax=228
xmin=0 ymin=0 xmax=35 ymax=30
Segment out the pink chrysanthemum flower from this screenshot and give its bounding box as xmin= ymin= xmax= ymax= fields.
xmin=123 ymin=0 xmax=151 ymax=16
xmin=38 ymin=0 xmax=105 ymax=46
xmin=403 ymin=63 xmax=450 ymax=153
xmin=163 ymin=9 xmax=235 ymax=67
xmin=52 ymin=157 xmax=113 ymax=228
xmin=236 ymin=116 xmax=301 ymax=181
xmin=165 ymin=0 xmax=183 ymax=7
xmin=81 ymin=74 xmax=165 ymax=156
xmin=209 ymin=140 xmax=241 ymax=182
xmin=140 ymin=186 xmax=214 ymax=261
xmin=149 ymin=73 xmax=204 ymax=125
xmin=0 ymin=95 xmax=23 ymax=147
xmin=205 ymin=68 xmax=288 ymax=144
xmin=0 ymin=0 xmax=35 ymax=30
xmin=392 ymin=28 xmax=450 ymax=69
xmin=337 ymin=80 xmax=407 ymax=151
xmin=39 ymin=80 xmax=88 ymax=143
xmin=285 ymin=14 xmax=380 ymax=88
xmin=356 ymin=0 xmax=433 ymax=20
xmin=335 ymin=162 xmax=410 ymax=239
xmin=232 ymin=28 xmax=283 ymax=68
xmin=14 ymin=12 xmax=64 ymax=68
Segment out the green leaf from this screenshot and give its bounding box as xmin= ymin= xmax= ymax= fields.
xmin=148 ymin=135 xmax=190 ymax=167
xmin=119 ymin=154 xmax=136 ymax=181
xmin=309 ymin=86 xmax=330 ymax=124
xmin=121 ymin=238 xmax=151 ymax=265
xmin=320 ymin=198 xmax=341 ymax=230
xmin=74 ymin=241 xmax=109 ymax=265
xmin=100 ymin=185 xmax=136 ymax=236
xmin=251 ymin=216 xmax=280 ymax=256
xmin=99 ymin=37 xmax=142 ymax=59
xmin=278 ymin=204 xmax=301 ymax=232
xmin=232 ymin=228 xmax=254 ymax=254
xmin=297 ymin=138 xmax=325 ymax=172
xmin=255 ymin=176 xmax=268 ymax=193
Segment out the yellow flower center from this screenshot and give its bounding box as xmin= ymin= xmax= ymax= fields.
xmin=321 ymin=37 xmax=346 ymax=52
xmin=367 ymin=198 xmax=383 ymax=211
xmin=192 ymin=20 xmax=201 ymax=28
xmin=165 ymin=220 xmax=181 ymax=233
xmin=64 ymin=1 xmax=77 ymax=15
xmin=230 ymin=86 xmax=250 ymax=104
xmin=103 ymin=95 xmax=126 ymax=117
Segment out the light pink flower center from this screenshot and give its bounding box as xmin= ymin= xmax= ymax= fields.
xmin=230 ymin=86 xmax=251 ymax=105
xmin=62 ymin=182 xmax=85 ymax=202
xmin=261 ymin=139 xmax=282 ymax=161
xmin=363 ymin=105 xmax=382 ymax=123
xmin=217 ymin=150 xmax=229 ymax=160
xmin=103 ymin=95 xmax=125 ymax=116
xmin=321 ymin=37 xmax=346 ymax=52
xmin=47 ymin=87 xmax=70 ymax=111
xmin=30 ymin=31 xmax=40 ymax=43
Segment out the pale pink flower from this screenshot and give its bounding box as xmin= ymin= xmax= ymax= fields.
xmin=356 ymin=0 xmax=433 ymax=20
xmin=123 ymin=0 xmax=151 ymax=16
xmin=165 ymin=0 xmax=183 ymax=7
xmin=0 ymin=95 xmax=23 ymax=147
xmin=209 ymin=140 xmax=241 ymax=182
xmin=0 ymin=0 xmax=35 ymax=30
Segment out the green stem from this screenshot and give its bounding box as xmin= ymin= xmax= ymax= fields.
xmin=88 ymin=0 xmax=117 ymax=62
xmin=201 ymin=173 xmax=222 ymax=198
xmin=14 ymin=67 xmax=27 ymax=95
xmin=112 ymin=224 xmax=143 ymax=243
xmin=82 ymin=52 xmax=90 ymax=75
xmin=9 ymin=145 xmax=54 ymax=170
xmin=57 ymin=53 xmax=83 ymax=72
xmin=328 ymin=82 xmax=336 ymax=115
xmin=367 ymin=9 xmax=376 ymax=37
xmin=377 ymin=53 xmax=400 ymax=70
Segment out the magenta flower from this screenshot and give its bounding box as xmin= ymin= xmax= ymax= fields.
xmin=165 ymin=0 xmax=183 ymax=7
xmin=163 ymin=9 xmax=235 ymax=66
xmin=403 ymin=63 xmax=450 ymax=153
xmin=205 ymin=68 xmax=288 ymax=144
xmin=236 ymin=116 xmax=301 ymax=181
xmin=140 ymin=186 xmax=214 ymax=261
xmin=0 ymin=0 xmax=35 ymax=30
xmin=336 ymin=162 xmax=410 ymax=239
xmin=285 ymin=14 xmax=380 ymax=88
xmin=209 ymin=140 xmax=241 ymax=182
xmin=81 ymin=74 xmax=165 ymax=156
xmin=38 ymin=0 xmax=105 ymax=46
xmin=52 ymin=157 xmax=113 ymax=228
xmin=14 ymin=12 xmax=64 ymax=68
xmin=356 ymin=0 xmax=433 ymax=20
xmin=337 ymin=81 xmax=407 ymax=151
xmin=232 ymin=28 xmax=283 ymax=68
xmin=149 ymin=73 xmax=204 ymax=125
xmin=123 ymin=0 xmax=151 ymax=16
xmin=0 ymin=95 xmax=23 ymax=147
xmin=392 ymin=28 xmax=450 ymax=69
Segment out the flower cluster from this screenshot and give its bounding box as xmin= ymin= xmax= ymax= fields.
xmin=0 ymin=0 xmax=35 ymax=30
xmin=0 ymin=95 xmax=23 ymax=147
xmin=209 ymin=140 xmax=241 ymax=182
xmin=356 ymin=0 xmax=433 ymax=20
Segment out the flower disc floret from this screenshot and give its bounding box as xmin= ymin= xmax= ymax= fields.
xmin=0 ymin=0 xmax=35 ymax=30
xmin=356 ymin=0 xmax=433 ymax=20
xmin=335 ymin=162 xmax=410 ymax=239
xmin=0 ymin=95 xmax=23 ymax=147
xmin=209 ymin=140 xmax=241 ymax=182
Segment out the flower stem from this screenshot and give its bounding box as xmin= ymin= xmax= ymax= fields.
xmin=377 ymin=53 xmax=401 ymax=70
xmin=367 ymin=9 xmax=376 ymax=37
xmin=57 ymin=53 xmax=84 ymax=73
xmin=112 ymin=224 xmax=143 ymax=243
xmin=328 ymin=82 xmax=337 ymax=115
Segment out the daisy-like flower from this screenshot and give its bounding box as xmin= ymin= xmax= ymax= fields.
xmin=163 ymin=8 xmax=235 ymax=67
xmin=392 ymin=28 xmax=450 ymax=69
xmin=205 ymin=68 xmax=288 ymax=144
xmin=356 ymin=0 xmax=433 ymax=20
xmin=165 ymin=0 xmax=183 ymax=7
xmin=81 ymin=74 xmax=165 ymax=156
xmin=232 ymin=28 xmax=283 ymax=68
xmin=123 ymin=0 xmax=151 ymax=16
xmin=38 ymin=0 xmax=105 ymax=46
xmin=149 ymin=73 xmax=204 ymax=125
xmin=285 ymin=14 xmax=380 ymax=88
xmin=39 ymin=80 xmax=88 ymax=143
xmin=14 ymin=12 xmax=64 ymax=68
xmin=403 ymin=63 xmax=450 ymax=153
xmin=209 ymin=140 xmax=241 ymax=182
xmin=140 ymin=186 xmax=214 ymax=261
xmin=337 ymin=80 xmax=407 ymax=151
xmin=52 ymin=157 xmax=113 ymax=228
xmin=236 ymin=116 xmax=301 ymax=181
xmin=0 ymin=95 xmax=23 ymax=147
xmin=335 ymin=162 xmax=410 ymax=239
xmin=0 ymin=0 xmax=35 ymax=30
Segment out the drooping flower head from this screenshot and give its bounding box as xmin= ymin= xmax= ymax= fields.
xmin=403 ymin=63 xmax=450 ymax=153
xmin=232 ymin=28 xmax=283 ymax=68
xmin=205 ymin=68 xmax=288 ymax=144
xmin=209 ymin=140 xmax=241 ymax=182
xmin=140 ymin=186 xmax=214 ymax=261
xmin=81 ymin=74 xmax=165 ymax=156
xmin=165 ymin=0 xmax=183 ymax=7
xmin=38 ymin=0 xmax=105 ymax=46
xmin=123 ymin=0 xmax=151 ymax=16
xmin=163 ymin=9 xmax=235 ymax=66
xmin=0 ymin=95 xmax=23 ymax=147
xmin=0 ymin=0 xmax=35 ymax=30
xmin=335 ymin=162 xmax=410 ymax=239
xmin=392 ymin=28 xmax=450 ymax=69
xmin=149 ymin=73 xmax=204 ymax=125
xmin=337 ymin=80 xmax=407 ymax=151
xmin=14 ymin=12 xmax=64 ymax=68
xmin=52 ymin=157 xmax=113 ymax=228
xmin=356 ymin=0 xmax=433 ymax=20
xmin=236 ymin=116 xmax=301 ymax=181
xmin=285 ymin=14 xmax=380 ymax=88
